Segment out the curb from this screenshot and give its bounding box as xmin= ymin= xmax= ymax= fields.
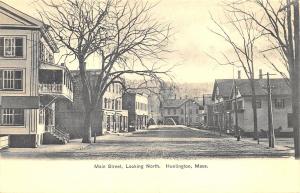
xmin=188 ymin=126 xmax=293 ymax=152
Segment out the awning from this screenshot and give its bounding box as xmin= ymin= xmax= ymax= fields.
xmin=39 ymin=63 xmax=65 ymax=70
xmin=0 ymin=96 xmax=40 ymax=109
xmin=116 ymin=110 xmax=128 ymax=116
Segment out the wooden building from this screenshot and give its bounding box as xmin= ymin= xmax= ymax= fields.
xmin=0 ymin=1 xmax=73 ymax=147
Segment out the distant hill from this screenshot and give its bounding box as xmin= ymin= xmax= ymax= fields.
xmin=174 ymin=82 xmax=213 ymax=99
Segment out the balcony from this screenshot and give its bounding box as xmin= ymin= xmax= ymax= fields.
xmin=39 ymin=83 xmax=73 ymax=101
xmin=38 ymin=64 xmax=74 ymax=102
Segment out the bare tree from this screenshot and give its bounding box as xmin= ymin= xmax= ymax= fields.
xmin=224 ymin=0 xmax=300 ymax=159
xmin=225 ymin=0 xmax=293 ymax=85
xmin=209 ymin=5 xmax=264 ymax=140
xmin=38 ymin=0 xmax=172 ymax=143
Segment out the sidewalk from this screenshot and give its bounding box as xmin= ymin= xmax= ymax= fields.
xmin=1 ymin=138 xmax=90 ymax=153
xmin=190 ymin=126 xmax=294 ymax=152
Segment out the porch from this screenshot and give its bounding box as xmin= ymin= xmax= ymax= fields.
xmin=38 ymin=64 xmax=74 ymax=101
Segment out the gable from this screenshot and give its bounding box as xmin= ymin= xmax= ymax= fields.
xmin=0 ymin=1 xmax=42 ymax=28
xmin=0 ymin=11 xmax=28 ymax=25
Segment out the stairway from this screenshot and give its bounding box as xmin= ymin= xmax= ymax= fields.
xmin=43 ymin=125 xmax=70 ymax=144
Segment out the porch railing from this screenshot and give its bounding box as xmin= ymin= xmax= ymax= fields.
xmin=39 ymin=84 xmax=63 ymax=93
xmin=39 ymin=84 xmax=73 ymax=101
xmin=46 ymin=125 xmax=70 ymax=142
xmin=45 ymin=125 xmax=55 ymax=132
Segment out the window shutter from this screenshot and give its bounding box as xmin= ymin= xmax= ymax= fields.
xmin=0 ymin=38 xmax=4 ymax=57
xmin=15 ymin=38 xmax=23 ymax=57
xmin=0 ymin=70 xmax=3 ymax=89
xmin=14 ymin=70 xmax=23 ymax=90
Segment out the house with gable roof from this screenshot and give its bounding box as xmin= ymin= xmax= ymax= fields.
xmin=0 ymin=1 xmax=74 ymax=147
xmin=210 ymin=74 xmax=293 ymax=136
xmin=161 ymin=98 xmax=204 ymax=126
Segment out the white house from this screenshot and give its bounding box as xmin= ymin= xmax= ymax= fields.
xmin=0 ymin=1 xmax=74 ymax=147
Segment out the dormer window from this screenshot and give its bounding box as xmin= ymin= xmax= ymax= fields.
xmin=0 ymin=37 xmax=24 ymax=58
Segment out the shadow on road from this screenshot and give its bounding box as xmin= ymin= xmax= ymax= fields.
xmin=129 ymin=127 xmax=222 ymax=138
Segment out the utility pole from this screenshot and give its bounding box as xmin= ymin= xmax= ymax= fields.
xmin=293 ymin=0 xmax=300 ymax=158
xmin=278 ymin=0 xmax=300 ymax=158
xmin=234 ymin=81 xmax=240 ymax=141
xmin=266 ymin=73 xmax=275 ymax=148
xmin=184 ymin=101 xmax=187 ymax=126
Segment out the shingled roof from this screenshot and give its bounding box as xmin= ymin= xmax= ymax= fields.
xmin=212 ymin=78 xmax=291 ymax=100
xmin=212 ymin=79 xmax=234 ymax=101
xmin=235 ymin=79 xmax=290 ymax=96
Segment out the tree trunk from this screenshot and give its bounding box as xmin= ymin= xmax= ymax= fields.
xmin=82 ymin=108 xmax=93 ymax=143
xmin=98 ymin=99 xmax=104 ymax=136
xmin=293 ymin=0 xmax=300 ymax=159
xmin=78 ymin=58 xmax=93 ymax=143
xmin=250 ymin=80 xmax=258 ymax=140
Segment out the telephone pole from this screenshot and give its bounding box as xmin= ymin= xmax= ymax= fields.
xmin=279 ymin=0 xmax=300 ymax=158
xmin=266 ymin=73 xmax=275 ymax=148
xmin=293 ymin=0 xmax=300 ymax=158
xmin=234 ymin=81 xmax=240 ymax=141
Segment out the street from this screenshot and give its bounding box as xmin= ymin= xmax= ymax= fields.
xmin=0 ymin=126 xmax=294 ymax=159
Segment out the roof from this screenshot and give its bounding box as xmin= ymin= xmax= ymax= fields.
xmin=163 ymin=99 xmax=188 ymax=108
xmin=235 ymin=78 xmax=291 ymax=96
xmin=162 ymin=98 xmax=202 ymax=108
xmin=260 ymin=78 xmax=290 ymax=95
xmin=234 ymin=79 xmax=265 ymax=96
xmin=212 ymin=78 xmax=291 ymax=100
xmin=212 ymin=79 xmax=234 ymax=100
xmin=0 ymin=1 xmax=59 ymax=53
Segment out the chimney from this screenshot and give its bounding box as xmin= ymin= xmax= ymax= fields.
xmin=259 ymin=69 xmax=263 ymax=79
xmin=237 ymin=70 xmax=241 ymax=79
xmin=174 ymin=94 xmax=177 ymax=99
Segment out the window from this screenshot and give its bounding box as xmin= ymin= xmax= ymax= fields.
xmin=0 ymin=70 xmax=23 ymax=90
xmin=5 ymin=38 xmax=15 ymax=57
xmin=0 ymin=108 xmax=24 ymax=126
xmin=111 ymin=99 xmax=115 ymax=109
xmin=274 ymin=99 xmax=285 ymax=109
xmin=237 ymin=100 xmax=244 ymax=110
xmin=0 ymin=37 xmax=23 ymax=57
xmin=256 ymin=99 xmax=262 ymax=109
xmin=288 ymin=113 xmax=293 ymax=128
xmin=168 ymin=109 xmax=171 ymax=115
xmin=104 ymin=98 xmax=107 ymax=108
xmin=181 ymin=109 xmax=184 ymax=115
xmin=118 ymin=85 xmax=121 ymax=94
xmin=107 ymin=99 xmax=111 ymax=109
xmin=173 ymin=109 xmax=176 ymax=115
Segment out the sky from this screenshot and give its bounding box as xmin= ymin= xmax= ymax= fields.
xmin=2 ymin=0 xmax=285 ymax=83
